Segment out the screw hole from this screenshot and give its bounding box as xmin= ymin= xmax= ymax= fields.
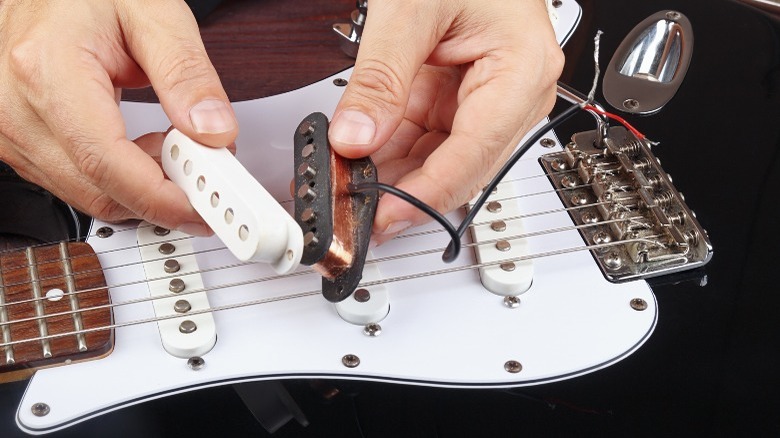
xmin=183 ymin=160 xmax=193 ymax=176
xmin=197 ymin=176 xmax=206 ymax=191
xmin=210 ymin=192 xmax=220 ymax=207
xmin=170 ymin=144 xmax=180 ymax=160
xmin=224 ymin=208 xmax=234 ymax=224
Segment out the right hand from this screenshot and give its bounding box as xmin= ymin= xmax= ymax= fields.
xmin=0 ymin=0 xmax=238 ymax=235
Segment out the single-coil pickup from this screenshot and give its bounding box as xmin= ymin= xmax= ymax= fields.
xmin=162 ymin=129 xmax=303 ymax=274
xmin=293 ymin=113 xmax=379 ymax=302
xmin=467 ymin=184 xmax=534 ymax=296
xmin=137 ymin=224 xmax=217 ymax=358
xmin=293 ymin=114 xmax=335 ymax=265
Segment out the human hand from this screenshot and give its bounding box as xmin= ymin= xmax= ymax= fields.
xmin=328 ymin=0 xmax=564 ymax=245
xmin=0 ymin=0 xmax=238 ymax=235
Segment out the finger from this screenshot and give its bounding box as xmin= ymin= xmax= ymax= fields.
xmin=22 ymin=44 xmax=209 ymax=235
xmin=374 ymin=58 xmax=563 ymax=239
xmin=328 ymin=1 xmax=452 ymax=158
xmin=118 ymin=0 xmax=238 ymax=147
xmin=0 ymin=83 xmax=139 ymax=223
xmin=1 ymin=126 xmax=136 ymax=223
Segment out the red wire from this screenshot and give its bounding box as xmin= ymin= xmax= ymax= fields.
xmin=584 ymin=104 xmax=646 ymax=140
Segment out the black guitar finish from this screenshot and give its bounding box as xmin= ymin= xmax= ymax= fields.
xmin=1 ymin=1 xmax=778 ymax=436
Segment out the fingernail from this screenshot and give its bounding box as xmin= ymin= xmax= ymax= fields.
xmin=330 ymin=110 xmax=376 ymax=145
xmin=381 ymin=221 xmax=411 ymax=235
xmin=176 ymin=222 xmax=212 ymax=237
xmin=368 ymin=239 xmax=378 ymax=250
xmin=189 ymin=99 xmax=237 ymax=134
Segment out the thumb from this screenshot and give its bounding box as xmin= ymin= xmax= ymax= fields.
xmin=120 ymin=1 xmax=237 ymax=147
xmin=329 ymin=2 xmax=445 ymax=159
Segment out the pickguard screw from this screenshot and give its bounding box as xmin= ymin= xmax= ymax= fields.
xmin=503 ymin=296 xmax=521 ymax=308
xmin=342 ymin=354 xmax=360 ymax=368
xmin=623 ymin=98 xmax=640 ymax=111
xmin=500 ymin=262 xmax=516 ymax=272
xmin=540 ymin=137 xmax=556 ymax=148
xmin=363 ymin=323 xmax=382 ymax=337
xmin=154 ymin=226 xmax=170 ymax=236
xmin=630 ymin=298 xmax=648 ymax=311
xmin=552 ymin=0 xmax=563 ymax=7
xmin=96 ymin=227 xmax=114 ymax=238
xmin=354 ymin=288 xmax=371 ymax=303
xmin=31 ymin=402 xmax=50 ymax=417
xmin=333 ymin=78 xmax=348 ymax=87
xmin=187 ymin=356 xmax=205 ymax=370
xmin=666 ymin=11 xmax=681 ymax=20
xmin=504 ymin=360 xmax=523 ymax=373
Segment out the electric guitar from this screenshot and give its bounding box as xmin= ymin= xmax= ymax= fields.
xmin=2 ymin=0 xmax=779 ymax=436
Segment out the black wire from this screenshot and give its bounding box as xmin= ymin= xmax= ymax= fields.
xmin=444 ymin=102 xmax=582 ymax=261
xmin=349 ymin=101 xmax=583 ymax=263
xmin=348 ymin=182 xmax=461 ymax=261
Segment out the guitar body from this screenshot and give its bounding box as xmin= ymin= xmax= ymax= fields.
xmin=2 ymin=0 xmax=779 ymax=436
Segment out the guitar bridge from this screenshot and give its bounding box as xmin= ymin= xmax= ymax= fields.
xmin=540 ymin=126 xmax=713 ymax=282
xmin=293 ymin=113 xmax=378 ymax=302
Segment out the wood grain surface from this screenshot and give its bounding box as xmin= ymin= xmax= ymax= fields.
xmin=123 ymin=0 xmax=356 ymax=103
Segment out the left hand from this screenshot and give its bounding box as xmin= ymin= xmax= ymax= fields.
xmin=328 ymin=0 xmax=564 ymax=244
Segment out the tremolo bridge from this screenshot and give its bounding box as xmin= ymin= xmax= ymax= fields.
xmin=540 ymin=126 xmax=713 ymax=282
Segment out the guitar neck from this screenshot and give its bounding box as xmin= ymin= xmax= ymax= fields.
xmin=0 ymin=242 xmax=112 ymax=382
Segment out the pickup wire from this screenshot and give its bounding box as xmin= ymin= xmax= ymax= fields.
xmin=349 ymin=101 xmax=583 ymax=263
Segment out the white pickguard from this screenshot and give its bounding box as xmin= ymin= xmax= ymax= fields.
xmin=17 ymin=3 xmax=657 ymax=434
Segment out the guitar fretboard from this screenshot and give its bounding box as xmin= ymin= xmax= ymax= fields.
xmin=0 ymin=242 xmax=113 ymax=382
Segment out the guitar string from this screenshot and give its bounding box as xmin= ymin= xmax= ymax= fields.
xmin=0 ymin=157 xmax=572 ymax=259
xmin=0 ymin=186 xmax=649 ymax=314
xmin=0 ymin=194 xmax=630 ymax=303
xmin=0 ymin=177 xmax=598 ymax=285
xmin=0 ymin=212 xmax=653 ymax=317
xmin=0 ymin=235 xmax=666 ymax=349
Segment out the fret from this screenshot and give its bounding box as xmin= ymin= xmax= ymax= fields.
xmin=0 ymin=273 xmax=14 ymax=365
xmin=59 ymin=243 xmax=87 ymax=352
xmin=0 ymin=242 xmax=113 ymax=383
xmin=25 ymin=248 xmax=52 ymax=359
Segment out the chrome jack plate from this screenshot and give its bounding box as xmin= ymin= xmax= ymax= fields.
xmin=603 ymin=11 xmax=694 ymax=115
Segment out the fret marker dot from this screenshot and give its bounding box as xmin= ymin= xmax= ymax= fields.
xmin=45 ymin=288 xmax=64 ymax=301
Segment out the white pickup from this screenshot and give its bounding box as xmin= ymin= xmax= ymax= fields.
xmin=162 ymin=129 xmax=303 ymax=274
xmin=137 ymin=224 xmax=216 ymax=358
xmin=468 ymin=182 xmax=534 ymax=296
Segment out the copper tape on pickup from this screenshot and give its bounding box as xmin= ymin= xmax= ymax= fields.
xmin=312 ymin=146 xmax=355 ymax=280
